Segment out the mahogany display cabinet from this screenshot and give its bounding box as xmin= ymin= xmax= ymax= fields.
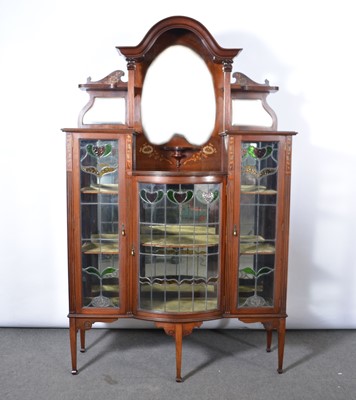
xmin=62 ymin=16 xmax=297 ymax=381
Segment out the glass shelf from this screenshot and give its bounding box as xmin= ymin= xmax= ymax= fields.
xmin=241 ymin=185 xmax=277 ymax=195
xmin=81 ymin=183 xmax=118 ymax=195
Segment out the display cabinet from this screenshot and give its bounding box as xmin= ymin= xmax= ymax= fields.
xmin=63 ymin=16 xmax=296 ymax=381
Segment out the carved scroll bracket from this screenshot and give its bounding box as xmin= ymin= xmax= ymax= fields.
xmin=156 ymin=321 xmax=202 ymax=338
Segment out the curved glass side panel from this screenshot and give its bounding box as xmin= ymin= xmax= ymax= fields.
xmin=238 ymin=141 xmax=279 ymax=308
xmin=138 ymin=182 xmax=221 ymax=313
xmin=80 ymin=139 xmax=119 ymax=308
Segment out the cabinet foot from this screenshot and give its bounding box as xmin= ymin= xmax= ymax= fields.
xmin=71 ymin=369 xmax=78 ymax=375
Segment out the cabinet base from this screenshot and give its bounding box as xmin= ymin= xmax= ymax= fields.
xmin=68 ymin=315 xmax=286 ymax=380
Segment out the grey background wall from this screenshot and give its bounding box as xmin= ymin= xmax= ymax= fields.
xmin=1 ymin=0 xmax=355 ymax=328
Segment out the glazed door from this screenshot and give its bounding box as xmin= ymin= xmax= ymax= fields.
xmin=70 ymin=134 xmax=127 ymax=314
xmin=228 ymin=136 xmax=289 ymax=315
xmin=133 ymin=177 xmax=225 ymax=320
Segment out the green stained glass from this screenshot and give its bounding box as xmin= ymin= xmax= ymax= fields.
xmin=83 ymin=266 xmax=117 ymax=279
xmin=82 ymin=265 xmax=118 ymax=307
xmin=240 ymin=266 xmax=273 ymax=278
xmin=140 ymin=189 xmax=164 ymax=204
xmin=167 ymin=189 xmax=193 ymax=204
xmin=244 ymin=145 xmax=273 ymax=160
xmin=86 ymin=143 xmax=112 ymax=158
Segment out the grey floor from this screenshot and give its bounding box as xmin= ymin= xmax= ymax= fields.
xmin=0 ymin=328 xmax=355 ymax=400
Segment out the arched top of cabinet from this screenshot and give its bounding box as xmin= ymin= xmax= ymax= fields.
xmin=117 ymin=16 xmax=242 ymax=64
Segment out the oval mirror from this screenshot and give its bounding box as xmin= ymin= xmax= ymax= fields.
xmin=141 ymin=45 xmax=216 ymax=145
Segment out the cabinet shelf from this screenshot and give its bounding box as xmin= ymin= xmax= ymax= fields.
xmin=141 ymin=224 xmax=219 ymax=248
xmin=141 ymin=237 xmax=219 ymax=248
xmin=82 ymin=242 xmax=119 ymax=254
xmin=241 ymin=185 xmax=277 ymax=195
xmin=239 ymin=242 xmax=275 ymax=255
xmin=81 ymin=183 xmax=118 ymax=194
xmin=82 ymin=233 xmax=118 ymax=254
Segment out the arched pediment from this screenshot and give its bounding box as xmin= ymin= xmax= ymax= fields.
xmin=117 ymin=16 xmax=241 ymax=64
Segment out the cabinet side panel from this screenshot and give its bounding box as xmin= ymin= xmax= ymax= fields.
xmin=66 ymin=134 xmax=77 ymax=313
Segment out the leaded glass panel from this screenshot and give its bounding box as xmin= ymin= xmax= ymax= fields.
xmin=80 ymin=139 xmax=119 ymax=308
xmin=238 ymin=141 xmax=278 ymax=308
xmin=138 ymin=182 xmax=221 ymax=312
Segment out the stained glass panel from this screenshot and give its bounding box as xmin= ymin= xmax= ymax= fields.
xmin=238 ymin=141 xmax=279 ymax=308
xmin=138 ymin=182 xmax=221 ymax=312
xmin=80 ymin=139 xmax=119 ymax=308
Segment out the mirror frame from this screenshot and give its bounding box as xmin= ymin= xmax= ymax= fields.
xmin=117 ymin=16 xmax=242 ymax=140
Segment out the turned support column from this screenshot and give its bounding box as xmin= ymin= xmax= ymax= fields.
xmin=156 ymin=321 xmax=202 ymax=382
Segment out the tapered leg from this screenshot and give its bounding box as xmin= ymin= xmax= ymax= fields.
xmin=156 ymin=321 xmax=202 ymax=382
xmin=262 ymin=322 xmax=273 ymax=352
xmin=69 ymin=318 xmax=78 ymax=375
xmin=80 ymin=329 xmax=86 ymax=353
xmin=266 ymin=329 xmax=273 ymax=353
xmin=175 ymin=324 xmax=183 ymax=382
xmin=277 ymin=318 xmax=286 ymax=374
